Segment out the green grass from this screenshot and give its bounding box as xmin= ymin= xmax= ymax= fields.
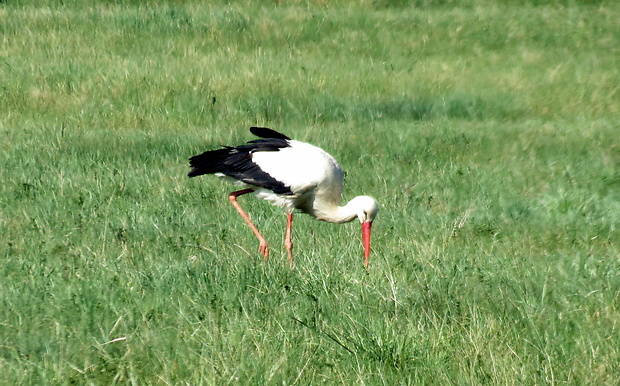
xmin=1 ymin=0 xmax=619 ymax=384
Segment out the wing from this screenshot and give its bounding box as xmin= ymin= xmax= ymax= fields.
xmin=250 ymin=127 xmax=291 ymax=140
xmin=188 ymin=138 xmax=294 ymax=195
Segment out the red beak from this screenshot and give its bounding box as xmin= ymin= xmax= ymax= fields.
xmin=362 ymin=221 xmax=373 ymax=268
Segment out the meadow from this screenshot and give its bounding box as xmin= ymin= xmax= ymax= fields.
xmin=1 ymin=0 xmax=619 ymax=384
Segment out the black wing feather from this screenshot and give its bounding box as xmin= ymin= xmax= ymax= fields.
xmin=250 ymin=127 xmax=291 ymax=140
xmin=188 ymin=136 xmax=293 ymax=195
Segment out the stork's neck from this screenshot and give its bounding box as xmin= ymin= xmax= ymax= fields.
xmin=313 ymin=197 xmax=363 ymax=224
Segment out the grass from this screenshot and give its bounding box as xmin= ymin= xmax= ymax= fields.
xmin=1 ymin=0 xmax=619 ymax=384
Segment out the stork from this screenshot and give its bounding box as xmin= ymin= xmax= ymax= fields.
xmin=188 ymin=127 xmax=379 ymax=268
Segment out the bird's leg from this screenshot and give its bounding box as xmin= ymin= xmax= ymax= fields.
xmin=228 ymin=189 xmax=269 ymax=259
xmin=285 ymin=213 xmax=294 ymax=269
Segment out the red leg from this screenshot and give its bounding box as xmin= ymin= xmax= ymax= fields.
xmin=228 ymin=189 xmax=269 ymax=259
xmin=285 ymin=213 xmax=294 ymax=268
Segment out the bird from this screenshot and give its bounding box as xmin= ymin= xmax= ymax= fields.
xmin=188 ymin=127 xmax=379 ymax=268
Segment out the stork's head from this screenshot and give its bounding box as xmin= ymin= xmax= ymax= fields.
xmin=350 ymin=195 xmax=379 ymax=223
xmin=349 ymin=195 xmax=379 ymax=268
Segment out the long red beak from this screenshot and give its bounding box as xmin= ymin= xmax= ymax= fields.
xmin=362 ymin=221 xmax=373 ymax=268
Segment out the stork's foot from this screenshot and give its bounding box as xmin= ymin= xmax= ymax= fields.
xmin=258 ymin=241 xmax=269 ymax=260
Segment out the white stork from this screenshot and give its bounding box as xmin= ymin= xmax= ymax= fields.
xmin=188 ymin=127 xmax=379 ymax=268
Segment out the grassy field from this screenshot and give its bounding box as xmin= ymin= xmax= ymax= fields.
xmin=1 ymin=0 xmax=619 ymax=384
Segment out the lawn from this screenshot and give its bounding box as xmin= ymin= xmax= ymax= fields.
xmin=1 ymin=0 xmax=619 ymax=384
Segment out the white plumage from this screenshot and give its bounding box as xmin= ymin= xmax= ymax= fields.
xmin=252 ymin=141 xmax=345 ymax=217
